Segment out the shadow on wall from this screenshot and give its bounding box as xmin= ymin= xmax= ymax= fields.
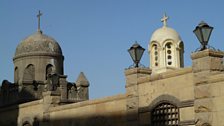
xmin=0 ymin=80 xmax=38 ymax=126
xmin=0 ymin=91 xmax=191 ymax=126
xmin=31 ymin=111 xmax=129 ymax=126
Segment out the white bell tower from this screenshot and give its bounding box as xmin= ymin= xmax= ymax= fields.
xmin=148 ymin=14 xmax=184 ymax=74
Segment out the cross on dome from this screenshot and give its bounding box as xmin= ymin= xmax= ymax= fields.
xmin=161 ymin=13 xmax=169 ymax=27
xmin=37 ymin=10 xmax=43 ymax=32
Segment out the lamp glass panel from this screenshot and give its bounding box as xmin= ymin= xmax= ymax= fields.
xmin=201 ymin=27 xmax=212 ymax=44
xmin=128 ymin=49 xmax=136 ymax=62
xmin=194 ymin=28 xmax=203 ymax=43
xmin=136 ymin=48 xmax=145 ymax=61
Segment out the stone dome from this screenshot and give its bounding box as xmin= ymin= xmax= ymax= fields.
xmin=150 ymin=26 xmax=182 ymax=43
xmin=14 ymin=31 xmax=62 ymax=58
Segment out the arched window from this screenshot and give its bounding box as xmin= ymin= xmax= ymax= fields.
xmin=179 ymin=42 xmax=184 ymax=67
xmin=151 ymin=102 xmax=179 ymax=126
xmin=152 ymin=44 xmax=159 ymax=67
xmin=23 ymin=64 xmax=35 ymax=81
xmin=46 ymin=64 xmax=53 ymax=80
xmin=23 ymin=121 xmax=31 ymax=126
xmin=14 ymin=67 xmax=19 ymax=83
xmin=165 ymin=43 xmax=173 ymax=66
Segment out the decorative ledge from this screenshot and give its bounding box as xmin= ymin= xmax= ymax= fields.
xmin=191 ymin=49 xmax=224 ymax=60
xmin=179 ymin=120 xmax=195 ymax=125
xmin=125 ymin=67 xmax=151 ymax=76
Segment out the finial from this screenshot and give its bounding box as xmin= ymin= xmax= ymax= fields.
xmin=37 ymin=10 xmax=43 ymax=32
xmin=161 ymin=13 xmax=169 ymax=27
xmin=76 ymin=72 xmax=89 ymax=87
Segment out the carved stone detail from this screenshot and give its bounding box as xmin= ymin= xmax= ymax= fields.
xmin=195 ymin=114 xmax=212 ymax=126
xmin=127 ymin=100 xmax=137 ymax=110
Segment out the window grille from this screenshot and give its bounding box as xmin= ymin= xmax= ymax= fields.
xmin=151 ymin=102 xmax=179 ymax=126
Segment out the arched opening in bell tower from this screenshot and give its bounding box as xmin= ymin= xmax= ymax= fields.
xmin=23 ymin=64 xmax=35 ymax=81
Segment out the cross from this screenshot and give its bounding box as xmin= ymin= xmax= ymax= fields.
xmin=37 ymin=10 xmax=42 ymax=31
xmin=161 ymin=13 xmax=169 ymax=27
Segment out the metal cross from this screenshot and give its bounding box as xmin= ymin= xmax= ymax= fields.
xmin=161 ymin=13 xmax=169 ymax=27
xmin=37 ymin=10 xmax=42 ymax=31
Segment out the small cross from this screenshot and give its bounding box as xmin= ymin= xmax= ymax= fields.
xmin=37 ymin=10 xmax=42 ymax=31
xmin=161 ymin=13 xmax=169 ymax=27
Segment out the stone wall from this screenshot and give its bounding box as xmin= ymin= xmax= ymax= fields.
xmin=0 ymin=104 xmax=19 ymax=126
xmin=191 ymin=49 xmax=224 ymax=126
xmin=18 ymin=100 xmax=44 ymax=126
xmin=0 ymin=93 xmax=127 ymax=126
xmin=0 ymin=99 xmax=43 ymax=126
xmin=46 ymin=94 xmax=127 ymax=126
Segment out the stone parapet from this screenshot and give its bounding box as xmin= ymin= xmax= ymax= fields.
xmin=0 ymin=99 xmax=41 ymax=113
xmin=125 ymin=67 xmax=151 ymax=88
xmin=125 ymin=67 xmax=152 ymax=76
xmin=59 ymin=75 xmax=67 ymax=101
xmin=137 ymin=67 xmax=192 ymax=84
xmin=191 ymin=49 xmax=224 ymax=59
xmin=191 ymin=49 xmax=224 ymax=72
xmin=48 ymin=94 xmax=126 ymax=112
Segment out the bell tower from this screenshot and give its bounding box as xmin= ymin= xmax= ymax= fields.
xmin=148 ymin=14 xmax=184 ymax=74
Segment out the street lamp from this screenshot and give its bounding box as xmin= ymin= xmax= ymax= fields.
xmin=193 ymin=21 xmax=213 ymax=51
xmin=128 ymin=42 xmax=145 ymax=67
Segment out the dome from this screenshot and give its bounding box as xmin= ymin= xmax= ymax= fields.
xmin=150 ymin=26 xmax=182 ymax=43
xmin=14 ymin=31 xmax=62 ymax=58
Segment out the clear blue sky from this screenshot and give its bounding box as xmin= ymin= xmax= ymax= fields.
xmin=0 ymin=1 xmax=223 ymax=99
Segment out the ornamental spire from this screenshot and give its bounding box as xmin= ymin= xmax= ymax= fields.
xmin=37 ymin=10 xmax=42 ymax=32
xmin=161 ymin=13 xmax=169 ymax=27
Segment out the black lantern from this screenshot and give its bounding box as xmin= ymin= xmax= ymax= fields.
xmin=128 ymin=42 xmax=145 ymax=67
xmin=193 ymin=21 xmax=213 ymax=51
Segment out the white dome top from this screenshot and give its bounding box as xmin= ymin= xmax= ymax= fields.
xmin=150 ymin=26 xmax=182 ymax=43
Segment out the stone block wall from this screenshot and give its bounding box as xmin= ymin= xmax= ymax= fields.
xmin=192 ymin=49 xmax=224 ymax=126
xmin=137 ymin=68 xmax=195 ymax=125
xmin=45 ymin=94 xmax=127 ymax=126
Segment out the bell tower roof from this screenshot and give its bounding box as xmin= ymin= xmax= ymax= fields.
xmin=76 ymin=72 xmax=89 ymax=87
xmin=14 ymin=11 xmax=63 ymax=59
xmin=150 ymin=14 xmax=182 ymax=44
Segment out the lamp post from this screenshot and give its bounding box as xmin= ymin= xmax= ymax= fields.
xmin=128 ymin=42 xmax=145 ymax=68
xmin=193 ymin=21 xmax=213 ymax=51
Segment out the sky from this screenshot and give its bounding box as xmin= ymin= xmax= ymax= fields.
xmin=0 ymin=1 xmax=224 ymax=99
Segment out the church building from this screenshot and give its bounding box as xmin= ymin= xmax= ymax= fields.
xmin=0 ymin=12 xmax=224 ymax=126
